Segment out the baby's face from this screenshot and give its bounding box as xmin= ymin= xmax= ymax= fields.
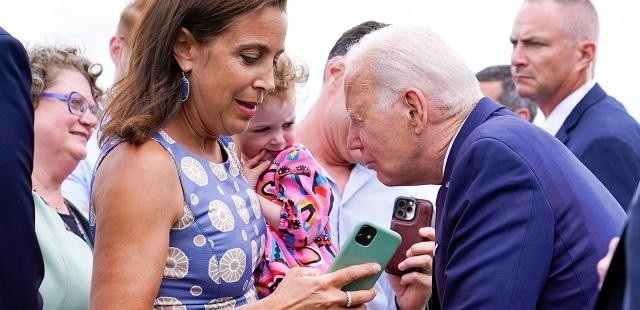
xmin=239 ymin=95 xmax=296 ymax=162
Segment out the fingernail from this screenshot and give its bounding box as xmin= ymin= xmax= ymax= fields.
xmin=372 ymin=263 xmax=381 ymax=272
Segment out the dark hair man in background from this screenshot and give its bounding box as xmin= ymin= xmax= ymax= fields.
xmin=476 ymin=64 xmax=537 ymax=122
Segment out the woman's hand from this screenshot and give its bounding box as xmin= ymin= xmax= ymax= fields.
xmin=242 ymin=150 xmax=271 ymax=188
xmin=261 ymin=263 xmax=380 ymax=309
xmin=387 ymin=227 xmax=435 ymax=310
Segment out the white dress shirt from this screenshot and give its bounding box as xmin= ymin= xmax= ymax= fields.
xmin=542 ymin=80 xmax=596 ymax=136
xmin=325 ymin=163 xmax=429 ymax=309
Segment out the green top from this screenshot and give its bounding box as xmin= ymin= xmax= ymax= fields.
xmin=34 ymin=192 xmax=92 ymax=310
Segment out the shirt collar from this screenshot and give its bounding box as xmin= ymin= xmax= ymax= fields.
xmin=543 ymin=80 xmax=596 ymax=135
xmin=442 ymin=114 xmax=468 ymax=175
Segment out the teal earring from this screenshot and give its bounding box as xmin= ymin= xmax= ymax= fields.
xmin=179 ymin=72 xmax=190 ymax=102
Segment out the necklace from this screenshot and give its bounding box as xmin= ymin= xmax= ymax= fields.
xmin=32 ymin=188 xmax=90 ymax=244
xmin=32 ymin=188 xmax=67 ymax=213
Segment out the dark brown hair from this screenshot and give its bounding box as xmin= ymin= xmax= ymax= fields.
xmin=327 ymin=21 xmax=389 ymax=62
xmin=101 ymin=0 xmax=287 ymax=145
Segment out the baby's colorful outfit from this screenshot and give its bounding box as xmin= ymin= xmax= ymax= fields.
xmin=254 ymin=144 xmax=338 ymax=297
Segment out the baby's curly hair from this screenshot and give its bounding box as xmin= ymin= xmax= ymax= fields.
xmin=28 ymin=45 xmax=104 ymax=109
xmin=270 ymin=53 xmax=308 ymax=103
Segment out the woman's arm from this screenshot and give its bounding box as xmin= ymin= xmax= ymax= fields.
xmin=257 ymin=196 xmax=282 ymax=228
xmin=90 ymin=141 xmax=184 ymax=309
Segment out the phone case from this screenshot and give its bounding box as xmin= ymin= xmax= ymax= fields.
xmin=386 ymin=196 xmax=433 ymax=275
xmin=327 ymin=221 xmax=401 ymax=291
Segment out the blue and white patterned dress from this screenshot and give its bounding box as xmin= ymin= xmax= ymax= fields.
xmin=90 ymin=130 xmax=267 ymax=309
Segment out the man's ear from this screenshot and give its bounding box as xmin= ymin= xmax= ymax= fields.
xmin=402 ymin=88 xmax=428 ymax=135
xmin=513 ymin=107 xmax=531 ymax=122
xmin=109 ymin=35 xmax=122 ymax=66
xmin=324 ymin=56 xmax=345 ymax=90
xmin=173 ymin=27 xmax=198 ymax=72
xmin=576 ymin=40 xmax=596 ymax=71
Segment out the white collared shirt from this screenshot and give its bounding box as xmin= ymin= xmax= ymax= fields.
xmin=542 ymin=80 xmax=596 ymax=136
xmin=442 ymin=114 xmax=468 ymax=183
xmin=324 ymin=163 xmax=434 ymax=309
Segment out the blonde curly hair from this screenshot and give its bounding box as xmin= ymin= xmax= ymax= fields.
xmin=28 ymin=45 xmax=104 ymax=109
xmin=269 ymin=53 xmax=308 ymax=104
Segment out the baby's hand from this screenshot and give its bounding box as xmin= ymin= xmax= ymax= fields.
xmin=242 ymin=150 xmax=271 ymax=188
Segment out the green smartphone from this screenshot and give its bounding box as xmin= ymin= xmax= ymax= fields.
xmin=327 ymin=221 xmax=402 ymax=291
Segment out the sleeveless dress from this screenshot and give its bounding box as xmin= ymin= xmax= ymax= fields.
xmin=90 ymin=131 xmax=267 ymax=309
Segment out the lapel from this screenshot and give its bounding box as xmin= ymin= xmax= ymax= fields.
xmin=555 ymin=83 xmax=606 ymax=143
xmin=433 ymin=97 xmax=504 ymax=308
xmin=440 ymin=97 xmax=505 ymax=193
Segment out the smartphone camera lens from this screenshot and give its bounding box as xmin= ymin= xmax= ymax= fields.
xmin=397 ymin=199 xmax=406 ymax=208
xmin=355 ymin=224 xmax=377 ymax=246
xmin=406 ymin=206 xmax=413 ymax=213
xmin=396 ymin=209 xmax=406 ymax=218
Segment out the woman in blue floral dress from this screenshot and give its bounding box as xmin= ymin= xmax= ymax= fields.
xmin=89 ymin=0 xmax=380 ymax=309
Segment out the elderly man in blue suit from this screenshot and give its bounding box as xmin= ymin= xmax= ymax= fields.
xmin=0 ymin=26 xmax=44 ymax=309
xmin=343 ymin=24 xmax=626 ymax=309
xmin=511 ymin=0 xmax=640 ymax=210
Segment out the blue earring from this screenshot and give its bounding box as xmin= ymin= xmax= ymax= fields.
xmin=179 ymin=71 xmax=190 ymax=102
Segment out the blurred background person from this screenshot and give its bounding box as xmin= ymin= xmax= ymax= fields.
xmin=29 ymin=45 xmax=101 ymax=309
xmin=296 ymin=21 xmax=434 ymax=310
xmin=62 ymin=0 xmax=147 ymax=214
xmin=511 ymin=0 xmax=640 ymax=210
xmin=0 ymin=26 xmax=44 ymax=310
xmin=476 ymin=64 xmax=537 ymax=122
xmin=90 ymin=1 xmax=380 ymax=308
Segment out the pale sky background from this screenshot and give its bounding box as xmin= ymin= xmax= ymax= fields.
xmin=2 ymin=0 xmax=639 ymax=200
xmin=2 ymin=0 xmax=638 ymax=121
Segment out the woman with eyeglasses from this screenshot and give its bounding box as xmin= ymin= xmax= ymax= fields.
xmin=28 ymin=45 xmax=102 ymax=310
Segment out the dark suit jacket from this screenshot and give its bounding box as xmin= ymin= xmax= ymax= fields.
xmin=0 ymin=27 xmax=44 ymax=310
xmin=434 ymin=98 xmax=627 ymax=309
xmin=595 ymin=182 xmax=640 ymax=310
xmin=556 ymin=84 xmax=640 ymax=210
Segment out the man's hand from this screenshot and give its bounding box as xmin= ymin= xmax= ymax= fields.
xmin=388 ymin=227 xmax=435 ymax=310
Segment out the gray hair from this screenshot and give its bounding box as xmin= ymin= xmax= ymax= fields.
xmin=345 ymin=24 xmax=481 ymax=116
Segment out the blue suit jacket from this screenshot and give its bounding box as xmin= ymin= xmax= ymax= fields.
xmin=556 ymin=84 xmax=640 ymax=210
xmin=596 ymin=182 xmax=640 ymax=310
xmin=434 ymin=98 xmax=627 ymax=309
xmin=0 ymin=27 xmax=44 ymax=309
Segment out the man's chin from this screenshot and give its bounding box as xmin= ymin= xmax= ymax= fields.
xmin=368 ymin=168 xmax=400 ymax=187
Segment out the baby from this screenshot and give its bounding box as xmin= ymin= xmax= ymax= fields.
xmin=239 ymin=54 xmax=337 ymax=297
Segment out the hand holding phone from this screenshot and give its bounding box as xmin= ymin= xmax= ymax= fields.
xmin=386 ymin=196 xmax=433 ymax=275
xmin=327 ymin=221 xmax=401 ymax=291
